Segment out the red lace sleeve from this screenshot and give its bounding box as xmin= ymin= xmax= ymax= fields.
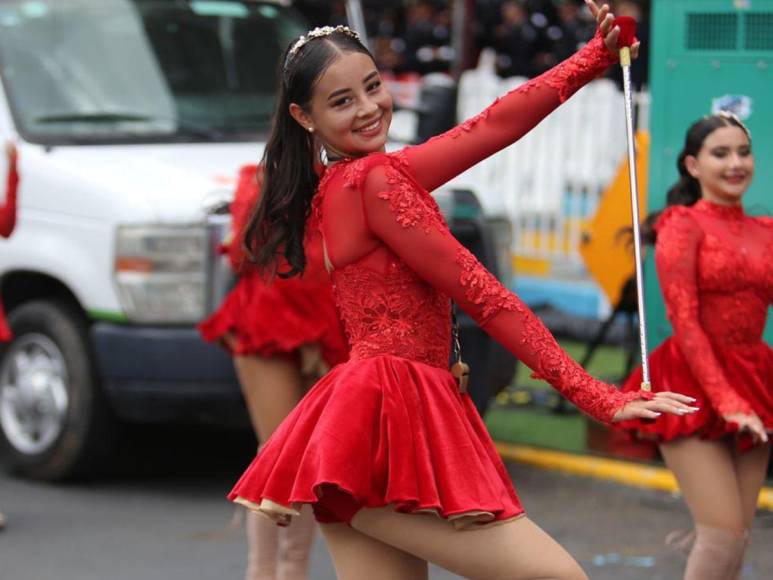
xmin=0 ymin=146 xmax=18 ymax=238
xmin=360 ymin=161 xmax=649 ymax=424
xmin=654 ymin=207 xmax=753 ymax=416
xmin=401 ymin=32 xmax=616 ymax=192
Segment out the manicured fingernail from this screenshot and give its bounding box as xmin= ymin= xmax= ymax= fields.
xmin=652 ymin=412 xmax=662 ymax=417
xmin=690 ymin=406 xmax=700 ymax=411
xmin=688 ymin=397 xmax=697 ymax=403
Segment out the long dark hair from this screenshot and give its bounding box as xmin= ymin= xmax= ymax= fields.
xmin=640 ymin=113 xmax=751 ymax=243
xmin=244 ymin=30 xmax=373 ymax=277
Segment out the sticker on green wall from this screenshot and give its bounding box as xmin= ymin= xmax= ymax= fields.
xmin=711 ymin=94 xmax=752 ymax=120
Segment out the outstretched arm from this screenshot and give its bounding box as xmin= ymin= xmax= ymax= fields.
xmin=360 ymin=163 xmax=693 ymax=424
xmin=0 ymin=143 xmax=18 ymax=238
xmin=401 ymin=2 xmax=631 ymax=192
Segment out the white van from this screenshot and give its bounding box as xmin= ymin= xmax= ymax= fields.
xmin=0 ymin=0 xmax=515 ymax=480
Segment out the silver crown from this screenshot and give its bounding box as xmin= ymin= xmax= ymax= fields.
xmin=286 ymin=25 xmax=360 ymax=62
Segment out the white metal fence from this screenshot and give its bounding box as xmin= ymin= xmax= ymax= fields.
xmin=448 ymin=57 xmax=650 ymax=276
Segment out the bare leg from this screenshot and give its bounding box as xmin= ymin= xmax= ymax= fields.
xmin=278 ymin=505 xmax=316 ymax=580
xmin=321 ymin=522 xmax=428 ymax=580
xmin=350 ymin=508 xmax=587 ymax=580
xmin=732 ymin=443 xmax=770 ymax=529
xmin=246 ymin=511 xmax=280 ymax=580
xmin=731 ymin=443 xmax=771 ymax=578
xmin=232 ymin=350 xmax=309 ymax=580
xmin=660 ymin=438 xmax=747 ymax=579
xmin=233 ymin=353 xmax=305 ymax=443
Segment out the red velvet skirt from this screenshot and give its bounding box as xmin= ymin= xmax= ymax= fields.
xmin=0 ymin=299 xmax=11 ymax=342
xmin=198 ymin=270 xmax=348 ymax=367
xmin=229 ymin=355 xmax=524 ymax=528
xmin=619 ymin=337 xmax=773 ymax=451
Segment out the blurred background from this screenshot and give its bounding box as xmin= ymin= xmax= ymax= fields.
xmin=0 ymin=1 xmax=771 ymax=578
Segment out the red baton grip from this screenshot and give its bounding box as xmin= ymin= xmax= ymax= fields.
xmin=613 ymin=16 xmax=638 ymax=49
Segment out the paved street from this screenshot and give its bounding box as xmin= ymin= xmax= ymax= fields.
xmin=1 ymin=426 xmax=772 ymax=580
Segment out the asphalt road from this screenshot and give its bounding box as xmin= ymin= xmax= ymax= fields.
xmin=1 ymin=426 xmax=771 ymax=580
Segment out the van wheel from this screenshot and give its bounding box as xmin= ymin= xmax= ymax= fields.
xmin=0 ymin=300 xmax=116 ymax=480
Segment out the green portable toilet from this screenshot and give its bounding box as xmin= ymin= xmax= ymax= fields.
xmin=647 ymin=0 xmax=773 ymax=347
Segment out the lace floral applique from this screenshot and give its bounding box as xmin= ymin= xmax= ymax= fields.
xmin=454 ymin=247 xmax=640 ymax=422
xmin=331 ymin=259 xmax=451 ymax=368
xmin=531 ymin=32 xmax=616 ymax=103
xmin=376 ymin=163 xmax=450 ymax=235
xmin=455 ymin=247 xmax=519 ymax=321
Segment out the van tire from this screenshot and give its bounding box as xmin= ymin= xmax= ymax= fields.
xmin=0 ymin=300 xmax=116 ymax=480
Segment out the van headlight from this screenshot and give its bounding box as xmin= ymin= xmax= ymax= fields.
xmin=114 ymin=225 xmax=208 ymax=323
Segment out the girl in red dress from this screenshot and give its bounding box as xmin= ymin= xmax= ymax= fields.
xmin=231 ymin=3 xmax=693 ymax=578
xmin=199 ymin=165 xmax=347 ymax=580
xmin=0 ymin=142 xmax=19 ymax=531
xmin=619 ymin=114 xmax=772 ymax=580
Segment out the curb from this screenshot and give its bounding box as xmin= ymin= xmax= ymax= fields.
xmin=495 ymin=442 xmax=773 ymax=511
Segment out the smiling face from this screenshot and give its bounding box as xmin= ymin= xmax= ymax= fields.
xmin=686 ymin=125 xmax=754 ymax=206
xmin=289 ymin=50 xmax=392 ymax=159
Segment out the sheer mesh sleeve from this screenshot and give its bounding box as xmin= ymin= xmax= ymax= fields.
xmin=654 ymin=207 xmax=753 ymax=416
xmin=0 ymin=148 xmax=18 ymax=238
xmin=401 ymin=32 xmax=617 ymax=192
xmin=360 ymin=162 xmax=650 ymax=424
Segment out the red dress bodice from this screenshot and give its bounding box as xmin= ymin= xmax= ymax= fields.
xmin=653 ymin=200 xmax=773 ymax=415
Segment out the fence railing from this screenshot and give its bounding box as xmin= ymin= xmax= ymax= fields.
xmin=447 ymin=64 xmax=651 ymax=277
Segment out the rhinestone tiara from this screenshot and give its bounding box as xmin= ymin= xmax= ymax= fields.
xmin=284 ymin=25 xmax=361 ymax=70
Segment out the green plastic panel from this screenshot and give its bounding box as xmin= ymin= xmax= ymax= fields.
xmin=648 ymin=0 xmax=773 ymax=347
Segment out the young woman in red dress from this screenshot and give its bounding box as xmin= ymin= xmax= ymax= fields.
xmin=619 ymin=114 xmax=772 ymax=580
xmin=199 ymin=165 xmax=348 ymax=580
xmin=0 ymin=142 xmax=19 ymax=530
xmin=230 ymin=2 xmax=694 ymax=578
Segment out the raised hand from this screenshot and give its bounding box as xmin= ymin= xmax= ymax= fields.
xmin=723 ymin=412 xmax=770 ymax=444
xmin=612 ymin=391 xmax=699 ymax=423
xmin=585 ymin=0 xmax=641 ymax=59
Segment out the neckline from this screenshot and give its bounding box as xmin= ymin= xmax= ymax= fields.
xmin=694 ymin=199 xmax=744 ymax=220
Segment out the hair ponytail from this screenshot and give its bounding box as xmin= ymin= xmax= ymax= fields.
xmin=243 ymin=29 xmax=373 ymax=278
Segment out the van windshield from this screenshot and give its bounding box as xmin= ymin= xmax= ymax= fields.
xmin=0 ymin=0 xmax=304 ymax=144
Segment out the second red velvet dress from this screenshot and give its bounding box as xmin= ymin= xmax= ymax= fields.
xmin=620 ymin=200 xmax=773 ymax=450
xmin=230 ymin=33 xmax=652 ymax=528
xmin=198 ymin=165 xmax=348 ymax=368
xmin=0 ymin=146 xmax=19 ymax=341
